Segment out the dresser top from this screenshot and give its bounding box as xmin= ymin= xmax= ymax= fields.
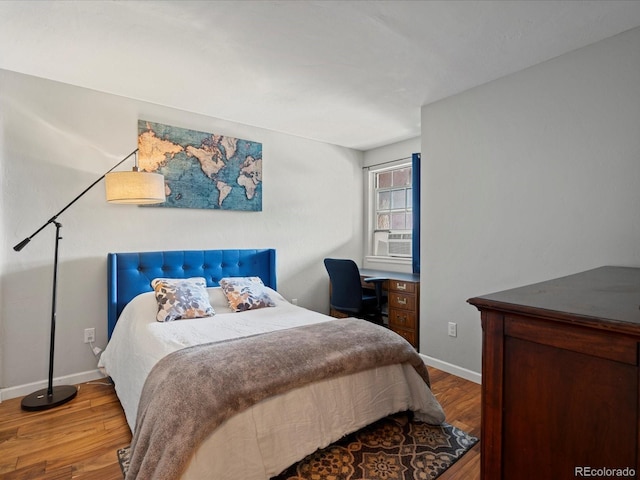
xmin=468 ymin=266 xmax=640 ymax=329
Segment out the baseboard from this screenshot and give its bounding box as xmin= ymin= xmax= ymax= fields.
xmin=0 ymin=369 xmax=106 ymax=402
xmin=420 ymin=354 xmax=482 ymax=384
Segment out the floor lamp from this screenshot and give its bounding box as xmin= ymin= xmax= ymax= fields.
xmin=13 ymin=148 xmax=165 ymax=411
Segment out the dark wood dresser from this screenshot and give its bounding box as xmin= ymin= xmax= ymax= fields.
xmin=468 ymin=266 xmax=640 ymax=480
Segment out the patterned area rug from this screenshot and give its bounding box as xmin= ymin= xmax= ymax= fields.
xmin=117 ymin=412 xmax=478 ymax=480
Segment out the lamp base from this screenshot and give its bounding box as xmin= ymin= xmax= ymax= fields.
xmin=21 ymin=385 xmax=78 ymax=411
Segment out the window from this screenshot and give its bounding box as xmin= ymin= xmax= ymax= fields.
xmin=374 ymin=165 xmax=412 ymax=231
xmin=367 ymin=162 xmax=413 ymax=261
xmin=365 ymin=152 xmax=420 ymax=272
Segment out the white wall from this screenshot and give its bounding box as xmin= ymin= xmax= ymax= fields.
xmin=362 ymin=137 xmax=419 ymax=169
xmin=0 ymin=69 xmax=364 ymax=395
xmin=420 ymin=26 xmax=640 ymax=375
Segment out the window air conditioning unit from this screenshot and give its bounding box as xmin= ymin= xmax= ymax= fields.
xmin=374 ymin=230 xmax=389 ymax=256
xmin=388 ymin=230 xmax=412 ymax=257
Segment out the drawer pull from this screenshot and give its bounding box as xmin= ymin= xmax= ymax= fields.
xmin=396 ymin=297 xmax=407 ymax=305
xmin=396 ymin=282 xmax=407 ymax=291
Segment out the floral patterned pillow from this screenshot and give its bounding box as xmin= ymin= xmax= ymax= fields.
xmin=219 ymin=276 xmax=275 ymax=312
xmin=151 ymin=277 xmax=215 ymax=322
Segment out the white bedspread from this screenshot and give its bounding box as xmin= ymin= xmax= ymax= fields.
xmin=99 ymin=287 xmax=445 ymax=480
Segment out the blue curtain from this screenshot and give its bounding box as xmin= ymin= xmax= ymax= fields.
xmin=412 ymin=153 xmax=420 ymax=274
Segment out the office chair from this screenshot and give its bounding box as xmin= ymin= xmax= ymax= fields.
xmin=323 ymin=258 xmax=387 ymax=325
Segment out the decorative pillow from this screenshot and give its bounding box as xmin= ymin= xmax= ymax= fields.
xmin=151 ymin=277 xmax=215 ymax=322
xmin=219 ymin=276 xmax=275 ymax=312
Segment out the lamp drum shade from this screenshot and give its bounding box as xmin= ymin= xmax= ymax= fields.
xmin=105 ymin=171 xmax=166 ymax=204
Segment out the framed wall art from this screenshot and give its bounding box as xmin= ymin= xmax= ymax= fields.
xmin=138 ymin=120 xmax=262 ymax=211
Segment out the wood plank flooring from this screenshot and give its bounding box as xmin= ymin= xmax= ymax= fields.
xmin=428 ymin=367 xmax=481 ymax=479
xmin=0 ymin=367 xmax=480 ymax=479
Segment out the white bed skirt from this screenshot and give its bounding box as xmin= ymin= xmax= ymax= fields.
xmin=182 ymin=363 xmax=443 ymax=480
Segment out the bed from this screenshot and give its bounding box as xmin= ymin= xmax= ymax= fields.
xmin=99 ymin=248 xmax=445 ymax=480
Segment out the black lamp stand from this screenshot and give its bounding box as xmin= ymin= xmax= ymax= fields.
xmin=13 ymin=149 xmax=139 ymax=411
xmin=20 ymin=221 xmax=77 ymax=410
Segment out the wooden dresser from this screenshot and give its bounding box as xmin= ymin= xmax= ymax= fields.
xmin=330 ymin=269 xmax=420 ymax=349
xmin=468 ymin=266 xmax=640 ymax=480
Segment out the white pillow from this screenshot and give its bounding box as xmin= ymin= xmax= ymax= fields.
xmin=207 ymin=287 xmax=235 ymax=314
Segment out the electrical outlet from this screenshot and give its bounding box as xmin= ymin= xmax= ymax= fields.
xmin=84 ymin=328 xmax=95 ymax=344
xmin=448 ymin=322 xmax=457 ymax=337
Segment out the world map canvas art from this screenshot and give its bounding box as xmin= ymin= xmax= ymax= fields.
xmin=137 ymin=120 xmax=262 ymax=211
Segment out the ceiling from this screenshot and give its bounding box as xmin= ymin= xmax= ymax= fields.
xmin=2 ymin=1 xmax=640 ymax=151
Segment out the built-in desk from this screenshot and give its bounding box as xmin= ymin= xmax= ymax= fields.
xmin=329 ymin=269 xmax=420 ymax=349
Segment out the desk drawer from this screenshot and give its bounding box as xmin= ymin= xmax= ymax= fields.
xmin=390 ymin=280 xmax=416 ymax=294
xmin=389 ymin=292 xmax=416 ymax=311
xmin=390 ymin=326 xmax=416 ymax=347
xmin=389 ymin=309 xmax=417 ymax=329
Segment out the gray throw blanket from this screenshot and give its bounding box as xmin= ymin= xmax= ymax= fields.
xmin=126 ymin=318 xmax=437 ymax=480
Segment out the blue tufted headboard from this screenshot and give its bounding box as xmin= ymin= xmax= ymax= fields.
xmin=107 ymin=249 xmax=277 ymax=338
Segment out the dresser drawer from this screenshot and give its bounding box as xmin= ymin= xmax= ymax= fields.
xmin=390 ymin=280 xmax=416 ymax=294
xmin=389 ymin=309 xmax=417 ymax=329
xmin=389 ymin=292 xmax=416 ymax=311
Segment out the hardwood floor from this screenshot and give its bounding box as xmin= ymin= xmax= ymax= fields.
xmin=0 ymin=380 xmax=131 ymax=479
xmin=0 ymin=367 xmax=480 ymax=479
xmin=428 ymin=367 xmax=481 ymax=480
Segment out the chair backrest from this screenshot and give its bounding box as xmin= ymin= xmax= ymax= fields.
xmin=323 ymin=258 xmax=363 ymax=313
